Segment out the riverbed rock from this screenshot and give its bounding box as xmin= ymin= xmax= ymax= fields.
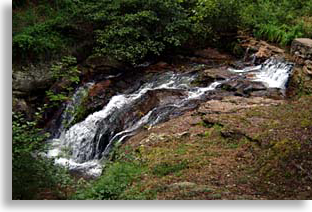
xmin=145 ymin=61 xmax=172 ymax=73
xmin=220 ymin=79 xmax=267 ymax=96
xmin=85 ymin=80 xmax=115 ymax=113
xmin=193 ymin=68 xmax=234 ymax=87
xmin=85 ymin=55 xmax=126 ymax=78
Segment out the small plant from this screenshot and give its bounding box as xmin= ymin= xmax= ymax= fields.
xmin=45 ymin=56 xmax=81 ymax=107
xmin=51 ymin=56 xmax=80 ymax=84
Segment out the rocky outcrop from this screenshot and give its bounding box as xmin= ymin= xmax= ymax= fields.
xmin=194 ymin=48 xmax=233 ymax=61
xmin=238 ymin=36 xmax=285 ymax=63
xmin=290 ymin=38 xmax=312 ymax=80
xmin=12 ymin=64 xmax=55 ymax=96
xmin=291 ymin=38 xmax=312 ymax=64
xmin=288 ymin=38 xmax=312 ymax=96
xmin=83 ymin=55 xmax=126 ymax=80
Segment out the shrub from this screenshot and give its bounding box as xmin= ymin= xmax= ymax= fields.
xmin=13 ymin=19 xmax=69 ymax=63
xmin=12 ymin=112 xmax=73 ymax=199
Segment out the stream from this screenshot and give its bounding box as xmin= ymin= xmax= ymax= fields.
xmin=46 ymin=57 xmax=294 ymax=177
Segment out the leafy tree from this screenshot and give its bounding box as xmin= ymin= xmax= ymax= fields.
xmin=80 ymin=0 xmax=193 ymax=64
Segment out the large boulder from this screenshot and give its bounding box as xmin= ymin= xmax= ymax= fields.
xmin=12 ymin=64 xmax=54 ymax=96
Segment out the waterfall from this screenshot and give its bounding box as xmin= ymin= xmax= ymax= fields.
xmin=47 ymin=57 xmax=293 ymax=177
xmin=47 ymin=72 xmax=221 ymax=177
xmin=229 ymin=58 xmax=294 ymax=89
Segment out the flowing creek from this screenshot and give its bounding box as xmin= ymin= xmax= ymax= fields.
xmin=46 ymin=57 xmax=293 ymax=177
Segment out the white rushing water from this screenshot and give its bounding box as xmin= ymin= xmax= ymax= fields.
xmin=229 ymin=58 xmax=293 ymax=89
xmin=47 ymin=58 xmax=293 ymax=177
xmin=46 ymin=72 xmax=221 ymax=177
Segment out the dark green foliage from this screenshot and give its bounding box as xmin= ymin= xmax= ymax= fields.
xmin=192 ymin=0 xmax=242 ymax=35
xmin=45 ymin=56 xmax=80 ymax=107
xmin=12 ymin=112 xmax=73 ymax=199
xmin=13 ymin=0 xmax=311 ymax=65
xmin=13 ymin=0 xmax=80 ymax=63
xmin=82 ymin=0 xmax=193 ymax=64
xmin=240 ymin=0 xmax=312 ymax=45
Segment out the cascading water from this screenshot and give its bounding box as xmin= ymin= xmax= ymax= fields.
xmin=47 ymin=72 xmax=220 ymax=177
xmin=55 ymin=82 xmax=94 ymax=137
xmin=229 ymin=57 xmax=294 ymax=89
xmin=47 ymin=57 xmax=293 ymax=177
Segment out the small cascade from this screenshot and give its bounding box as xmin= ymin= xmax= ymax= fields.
xmin=47 ymin=72 xmax=220 ymax=177
xmin=229 ymin=57 xmax=294 ymax=89
xmin=56 ymin=82 xmax=94 ymax=137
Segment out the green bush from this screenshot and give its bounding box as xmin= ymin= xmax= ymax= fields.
xmin=13 ymin=19 xmax=69 ymax=62
xmin=254 ymin=23 xmax=304 ymax=46
xmin=12 ymin=112 xmax=74 ymax=199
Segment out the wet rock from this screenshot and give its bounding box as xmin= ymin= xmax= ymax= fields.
xmin=221 ymin=80 xmax=266 ymax=96
xmin=85 ymin=55 xmax=125 ymax=78
xmin=85 ymin=55 xmax=124 ymax=70
xmin=250 ymin=88 xmax=284 ymax=100
xmin=85 ymin=80 xmax=114 ymax=113
xmin=192 ymin=67 xmax=234 ymax=87
xmin=89 ymin=80 xmax=111 ymax=97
